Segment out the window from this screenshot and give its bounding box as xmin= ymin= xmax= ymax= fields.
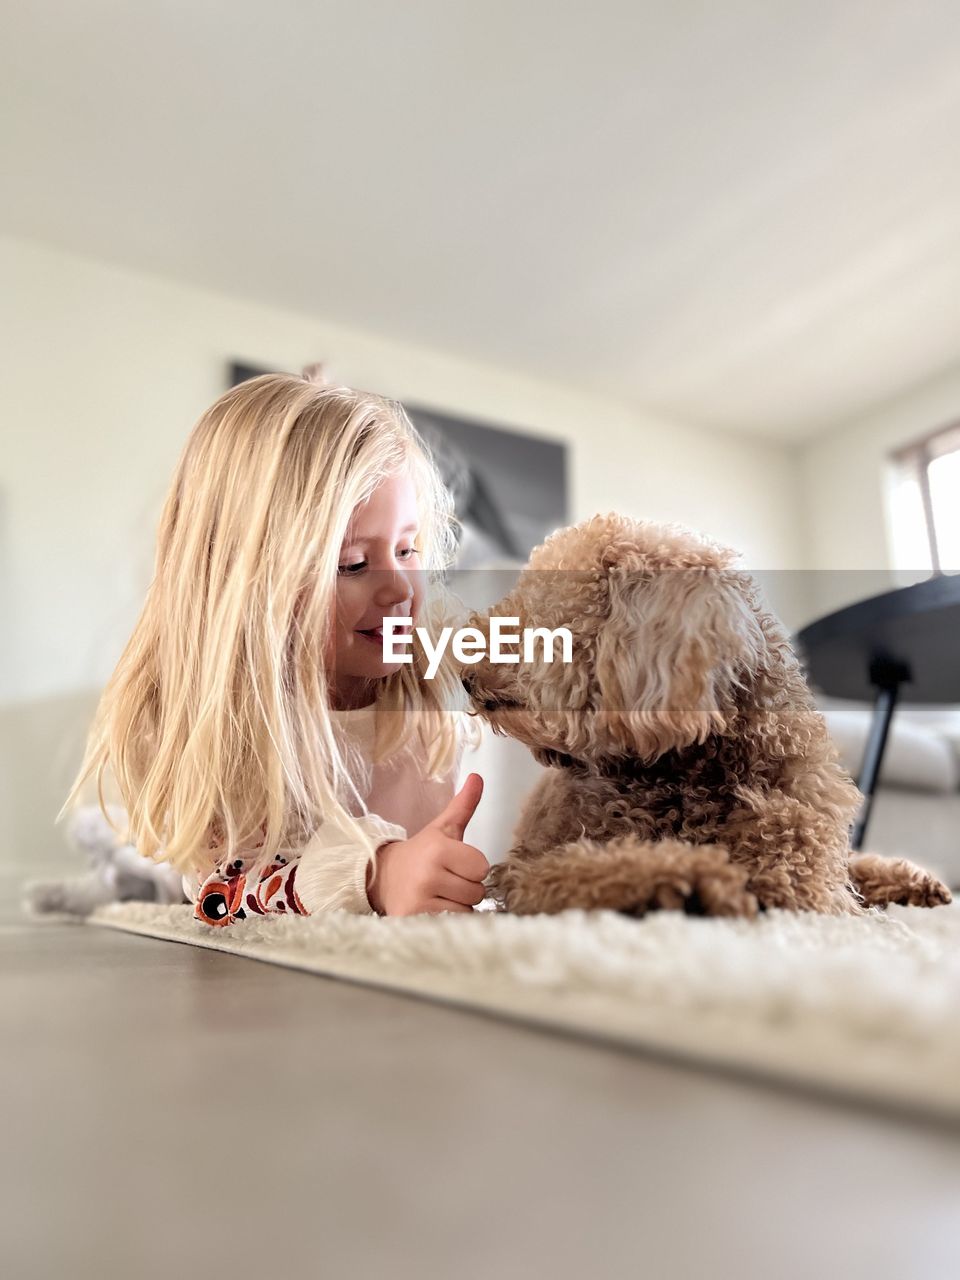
xmin=890 ymin=423 xmax=960 ymax=573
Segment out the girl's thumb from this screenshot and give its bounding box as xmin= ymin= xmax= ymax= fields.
xmin=431 ymin=773 xmax=484 ymax=840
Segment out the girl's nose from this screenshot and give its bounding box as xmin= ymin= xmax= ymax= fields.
xmin=373 ymin=568 xmax=414 ymax=609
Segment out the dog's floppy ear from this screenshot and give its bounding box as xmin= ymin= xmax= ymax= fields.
xmin=594 ymin=564 xmax=765 ymax=758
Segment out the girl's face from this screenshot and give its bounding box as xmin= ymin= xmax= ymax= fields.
xmin=329 ymin=470 xmax=424 ymax=709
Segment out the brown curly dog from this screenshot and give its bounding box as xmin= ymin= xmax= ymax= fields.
xmin=462 ymin=514 xmax=951 ymax=918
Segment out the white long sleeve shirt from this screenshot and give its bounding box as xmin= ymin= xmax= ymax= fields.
xmin=189 ymin=704 xmax=465 ymax=927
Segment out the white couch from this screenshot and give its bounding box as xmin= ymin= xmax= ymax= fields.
xmin=819 ymin=700 xmax=960 ymax=889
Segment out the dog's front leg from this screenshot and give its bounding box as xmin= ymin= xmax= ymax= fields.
xmin=486 ymin=837 xmax=758 ymax=918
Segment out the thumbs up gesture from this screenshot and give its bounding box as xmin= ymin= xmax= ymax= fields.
xmin=365 ymin=774 xmax=490 ymax=916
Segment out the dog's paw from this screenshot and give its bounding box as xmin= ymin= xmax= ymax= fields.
xmin=605 ymin=843 xmax=759 ymax=919
xmin=643 ymin=846 xmax=759 ymax=919
xmin=890 ymin=871 xmax=952 ymax=908
xmin=849 ymin=854 xmax=953 ymax=909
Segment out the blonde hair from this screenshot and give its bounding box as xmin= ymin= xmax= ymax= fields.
xmin=63 ymin=367 xmax=464 ymax=875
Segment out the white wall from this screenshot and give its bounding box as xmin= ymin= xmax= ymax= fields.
xmin=1 ymin=232 xmax=806 ymax=708
xmin=797 ymin=363 xmax=960 ymax=621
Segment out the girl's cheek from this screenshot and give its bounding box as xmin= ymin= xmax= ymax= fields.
xmin=334 ymin=575 xmax=363 ymax=623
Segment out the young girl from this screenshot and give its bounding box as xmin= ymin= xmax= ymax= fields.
xmin=64 ymin=366 xmax=490 ymax=925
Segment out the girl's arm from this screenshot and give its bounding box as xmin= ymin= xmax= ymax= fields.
xmin=189 ymin=812 xmax=406 ymax=927
xmin=190 ymin=717 xmax=470 ymax=926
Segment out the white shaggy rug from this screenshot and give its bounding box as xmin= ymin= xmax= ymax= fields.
xmin=88 ymin=900 xmax=960 ymax=1119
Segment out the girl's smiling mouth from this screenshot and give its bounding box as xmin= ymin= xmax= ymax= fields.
xmin=356 ymin=621 xmax=412 ymax=645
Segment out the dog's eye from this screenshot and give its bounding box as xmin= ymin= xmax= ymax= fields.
xmin=482 ymin=694 xmax=523 ymax=712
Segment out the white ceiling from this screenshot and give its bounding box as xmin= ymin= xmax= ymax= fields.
xmin=4 ymin=1 xmax=960 ymax=440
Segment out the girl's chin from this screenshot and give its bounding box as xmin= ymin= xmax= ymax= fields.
xmin=341 ymin=660 xmax=406 ymax=680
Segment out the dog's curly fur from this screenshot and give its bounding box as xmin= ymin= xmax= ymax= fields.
xmin=463 ymin=514 xmax=951 ymax=918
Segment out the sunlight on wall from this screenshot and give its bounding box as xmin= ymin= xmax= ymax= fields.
xmin=885 ymin=459 xmax=933 ymax=581
xmin=929 ymin=450 xmax=960 ymax=568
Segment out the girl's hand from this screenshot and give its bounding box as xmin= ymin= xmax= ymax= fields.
xmin=366 ymin=774 xmax=489 ymax=916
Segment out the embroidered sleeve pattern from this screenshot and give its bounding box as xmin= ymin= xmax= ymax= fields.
xmin=192 ymin=812 xmax=407 ymax=928
xmin=195 ymin=854 xmax=306 ymax=927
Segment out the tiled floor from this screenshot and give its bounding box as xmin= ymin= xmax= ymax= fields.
xmin=3 ymin=863 xmax=960 ymax=1280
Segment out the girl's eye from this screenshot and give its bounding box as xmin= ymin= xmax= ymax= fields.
xmin=338 ymin=546 xmax=417 ymax=573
